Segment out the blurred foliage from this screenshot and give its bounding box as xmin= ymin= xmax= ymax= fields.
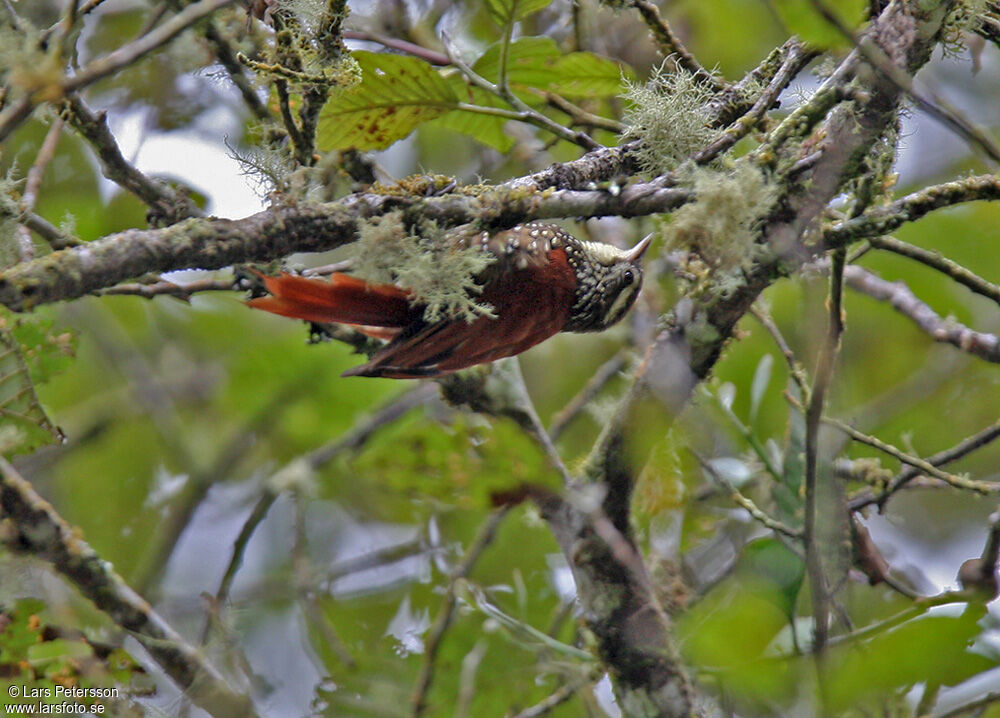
xmin=0 ymin=597 xmax=150 ymax=713
xmin=1 ymin=0 xmax=1000 ymax=716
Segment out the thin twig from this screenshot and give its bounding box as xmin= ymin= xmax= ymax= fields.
xmin=749 ymin=305 xmax=810 ymax=398
xmin=844 ymin=265 xmax=1000 ymax=363
xmin=540 ymin=91 xmax=626 ymax=133
xmin=20 ymin=211 xmax=79 ymax=248
xmin=63 ymin=0 xmax=236 ymax=94
xmin=97 ymin=276 xmax=238 ymax=300
xmin=411 ymin=507 xmax=511 ymax=718
xmin=936 ymin=692 xmax=1000 ymax=718
xmin=64 ymin=95 xmax=204 ymax=220
xmin=629 ymin=0 xmax=724 ymax=90
xmin=207 ymin=384 xmax=436 ymax=632
xmin=15 ymin=117 xmax=64 ymax=259
xmin=803 ymin=248 xmax=846 ymax=655
xmin=441 ymin=33 xmax=602 ymax=151
xmin=694 ymin=41 xmax=812 ymax=165
xmin=692 ymin=449 xmax=802 ymax=540
xmin=510 ymin=674 xmax=596 ymax=718
xmin=548 ymin=352 xmax=627 ymax=440
xmin=824 ymin=175 xmax=1000 ymax=247
xmin=343 ymin=30 xmax=450 ymax=65
xmin=868 ymin=234 xmax=1000 ymax=306
xmin=824 ymin=416 xmax=998 ymax=495
xmin=848 ymin=420 xmax=1000 ymax=511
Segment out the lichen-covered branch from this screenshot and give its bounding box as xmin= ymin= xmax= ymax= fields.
xmin=0 ymin=182 xmax=693 ymax=312
xmin=0 ymin=458 xmax=258 ymax=718
xmin=823 ymin=174 xmax=1000 ymax=246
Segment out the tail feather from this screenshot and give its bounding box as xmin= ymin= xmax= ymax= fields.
xmin=248 ymin=273 xmax=415 ymax=327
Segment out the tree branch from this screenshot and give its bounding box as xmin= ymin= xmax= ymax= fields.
xmin=0 ymin=457 xmax=258 ymax=718
xmin=0 ymin=181 xmax=692 ymax=312
xmin=823 ymin=175 xmax=1000 ymax=247
xmin=844 ymin=264 xmax=1000 ymax=362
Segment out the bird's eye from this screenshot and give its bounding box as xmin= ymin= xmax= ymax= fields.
xmin=622 ymin=269 xmax=635 ymax=285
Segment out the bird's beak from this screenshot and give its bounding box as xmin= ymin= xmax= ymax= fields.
xmin=624 ymin=233 xmax=654 ymax=263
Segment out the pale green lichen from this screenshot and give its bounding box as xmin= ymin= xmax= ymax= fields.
xmin=943 ymin=0 xmax=992 ymax=47
xmin=231 ymin=139 xmax=297 ymax=196
xmin=0 ymin=168 xmax=24 ymax=270
xmin=665 ymin=163 xmax=777 ymax=272
xmin=354 ymin=213 xmax=497 ymax=323
xmin=0 ymin=23 xmax=43 ymax=81
xmin=621 ymin=60 xmax=717 ymax=176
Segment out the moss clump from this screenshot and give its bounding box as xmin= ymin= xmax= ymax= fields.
xmin=354 ymin=213 xmax=497 ymax=323
xmin=621 ymin=59 xmax=716 ymax=176
xmin=665 ymin=163 xmax=776 ymax=272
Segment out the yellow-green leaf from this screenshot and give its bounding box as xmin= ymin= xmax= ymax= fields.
xmin=317 ymin=52 xmax=459 ymax=151
xmin=484 ymin=0 xmax=553 ymax=26
xmin=434 ymin=79 xmax=514 ymax=152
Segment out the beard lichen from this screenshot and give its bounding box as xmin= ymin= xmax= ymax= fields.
xmin=354 ymin=213 xmax=497 ymax=324
xmin=665 ymin=163 xmax=776 ymax=273
xmin=620 ymin=59 xmax=717 ymax=176
xmin=0 ymin=167 xmax=25 ymax=270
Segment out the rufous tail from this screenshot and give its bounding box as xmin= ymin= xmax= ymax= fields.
xmin=248 ymin=273 xmax=414 ymax=327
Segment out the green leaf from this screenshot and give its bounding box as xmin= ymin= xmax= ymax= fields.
xmin=484 ymin=0 xmax=553 ymax=26
xmin=27 ymin=638 xmax=94 ymax=667
xmin=433 ymin=78 xmax=514 ymax=152
xmin=0 ymin=321 xmax=63 ymax=457
xmin=550 ymin=51 xmax=631 ymax=97
xmin=474 ymin=38 xmax=630 ymax=98
xmin=317 ymin=52 xmax=459 ymax=151
xmin=473 ymin=37 xmax=562 ymax=88
xmin=827 ymin=612 xmax=997 ymax=711
xmin=738 ymin=538 xmax=804 ymax=622
xmin=771 ymin=0 xmax=867 ymax=50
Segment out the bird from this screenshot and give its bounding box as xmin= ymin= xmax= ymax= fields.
xmin=249 ymin=222 xmax=652 ymax=378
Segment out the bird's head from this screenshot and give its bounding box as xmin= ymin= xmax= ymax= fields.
xmin=563 ymin=233 xmax=652 ymax=332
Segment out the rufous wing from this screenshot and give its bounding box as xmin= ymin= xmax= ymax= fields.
xmin=345 ymin=251 xmax=577 ymax=378
xmin=248 ymin=273 xmax=416 ymax=327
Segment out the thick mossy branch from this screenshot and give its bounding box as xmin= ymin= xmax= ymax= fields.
xmin=0 ymin=181 xmax=694 ymax=312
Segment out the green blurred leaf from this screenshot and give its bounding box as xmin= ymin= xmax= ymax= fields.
xmin=0 ymin=320 xmax=63 ymax=456
xmin=771 ymin=0 xmax=867 ymax=50
xmin=677 ymin=575 xmax=800 ymax=703
xmin=27 ymin=638 xmax=94 ymax=667
xmin=738 ymin=537 xmax=804 ymax=622
xmin=827 ymin=611 xmax=997 ymax=711
xmin=317 ymin=52 xmax=459 ymax=150
xmin=550 ymin=51 xmax=630 ymax=97
xmin=484 ymin=0 xmax=553 ymax=26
